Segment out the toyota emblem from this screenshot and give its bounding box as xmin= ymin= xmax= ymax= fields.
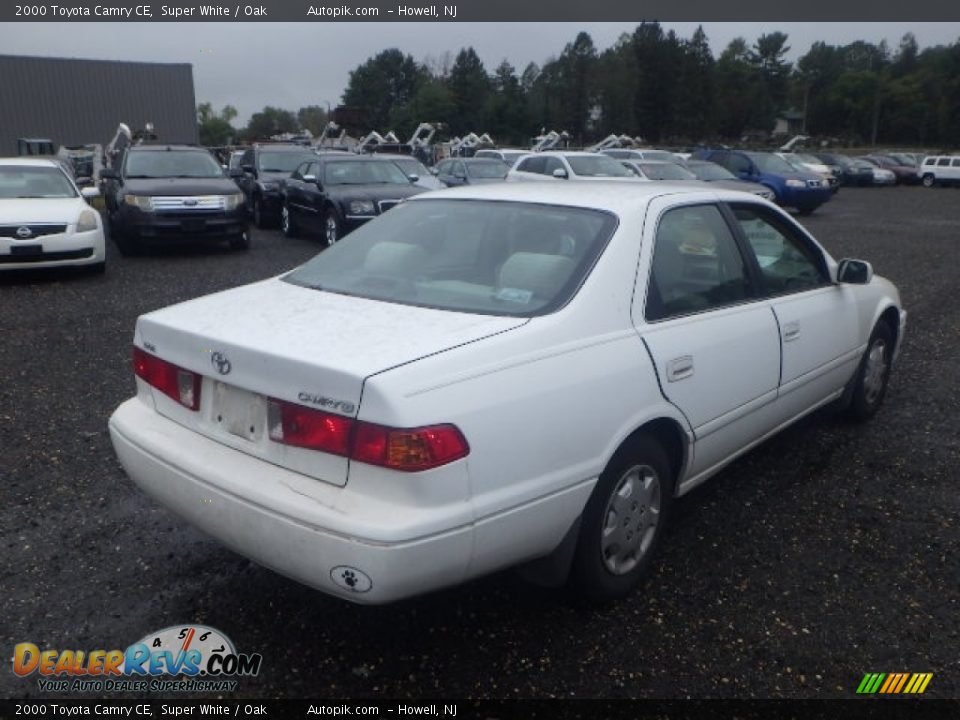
xmin=16 ymin=226 xmax=32 ymax=239
xmin=210 ymin=351 xmax=232 ymax=375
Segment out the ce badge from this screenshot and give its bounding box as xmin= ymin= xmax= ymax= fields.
xmin=210 ymin=351 xmax=232 ymax=375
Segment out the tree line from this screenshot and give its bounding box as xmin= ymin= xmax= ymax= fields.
xmin=199 ymin=23 xmax=960 ymax=149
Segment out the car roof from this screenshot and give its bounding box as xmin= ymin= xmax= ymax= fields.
xmin=405 ymin=179 xmax=762 ymax=215
xmin=532 ymin=150 xmax=606 ymax=158
xmin=128 ymin=145 xmax=209 ymax=153
xmin=0 ymin=157 xmax=62 ymax=167
xmin=255 ymin=144 xmax=314 ymax=152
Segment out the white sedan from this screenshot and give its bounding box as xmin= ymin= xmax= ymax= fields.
xmin=109 ymin=183 xmax=905 ymax=604
xmin=0 ymin=158 xmax=105 ymax=272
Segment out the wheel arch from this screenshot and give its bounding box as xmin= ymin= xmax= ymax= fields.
xmin=612 ymin=415 xmax=691 ymax=497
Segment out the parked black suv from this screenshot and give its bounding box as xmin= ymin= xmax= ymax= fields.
xmin=236 ymin=144 xmax=318 ymax=228
xmin=279 ymin=155 xmax=424 ymax=245
xmin=101 ymin=145 xmax=248 ymax=255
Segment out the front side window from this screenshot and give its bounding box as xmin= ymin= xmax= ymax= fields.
xmin=724 ymin=154 xmax=752 ymax=174
xmin=731 ymin=204 xmax=828 ymax=294
xmin=258 ymin=151 xmax=314 ymax=173
xmin=645 ymin=204 xmax=751 ymax=321
xmin=952 ymin=158 xmax=960 ymax=167
xmin=284 ymin=199 xmax=617 ymax=317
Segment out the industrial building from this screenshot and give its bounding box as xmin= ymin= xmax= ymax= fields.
xmin=0 ymin=55 xmax=198 ymax=154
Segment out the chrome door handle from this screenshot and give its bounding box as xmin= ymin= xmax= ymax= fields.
xmin=782 ymin=321 xmax=801 ymax=342
xmin=666 ymin=355 xmax=694 ymax=382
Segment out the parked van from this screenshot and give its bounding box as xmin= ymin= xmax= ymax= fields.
xmin=918 ymin=155 xmax=960 ymax=187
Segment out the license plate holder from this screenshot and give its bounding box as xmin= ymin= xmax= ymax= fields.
xmin=11 ymin=244 xmax=43 ymax=256
xmin=213 ymin=382 xmax=265 ymax=442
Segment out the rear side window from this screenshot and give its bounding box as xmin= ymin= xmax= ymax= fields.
xmin=731 ymin=204 xmax=828 ymax=295
xmin=937 ymin=158 xmax=951 ymax=166
xmin=645 ymin=204 xmax=751 ymax=321
xmin=952 ymin=159 xmax=960 ymax=167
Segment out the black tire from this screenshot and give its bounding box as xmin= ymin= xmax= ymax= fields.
xmin=323 ymin=209 xmax=341 ymax=247
xmin=921 ymin=173 xmax=935 ymax=188
xmin=280 ymin=203 xmax=298 ymax=238
xmin=252 ymin=196 xmax=268 ymax=228
xmin=845 ymin=321 xmax=894 ymax=422
xmin=570 ymin=434 xmax=674 ymax=601
xmin=229 ymin=230 xmax=250 ymax=251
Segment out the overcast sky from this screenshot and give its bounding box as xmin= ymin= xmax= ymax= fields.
xmin=2 ymin=22 xmax=959 ymax=125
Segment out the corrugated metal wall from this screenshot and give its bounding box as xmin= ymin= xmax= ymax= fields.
xmin=0 ymin=55 xmax=198 ymax=154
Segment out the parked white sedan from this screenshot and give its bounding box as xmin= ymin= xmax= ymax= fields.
xmin=0 ymin=158 xmax=105 ymax=272
xmin=109 ymin=183 xmax=905 ymax=604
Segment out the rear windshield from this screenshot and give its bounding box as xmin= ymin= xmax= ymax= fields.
xmin=467 ymin=160 xmax=509 ymax=179
xmin=258 ymin=151 xmax=315 ymax=173
xmin=0 ymin=165 xmax=77 ymax=198
xmin=567 ymin=156 xmax=635 ymax=178
xmin=639 ymin=163 xmax=695 ymax=181
xmin=284 ymin=199 xmax=617 ymax=317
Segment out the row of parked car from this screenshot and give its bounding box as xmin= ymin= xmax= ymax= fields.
xmin=2 ymin=140 xmax=957 ymax=272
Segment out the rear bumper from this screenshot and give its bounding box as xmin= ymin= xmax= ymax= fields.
xmin=108 ymin=398 xmax=474 ymax=604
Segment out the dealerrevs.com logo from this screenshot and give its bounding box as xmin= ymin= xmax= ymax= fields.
xmin=12 ymin=625 xmax=262 ymax=693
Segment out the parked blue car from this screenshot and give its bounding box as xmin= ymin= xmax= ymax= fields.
xmin=695 ymin=150 xmax=832 ymax=215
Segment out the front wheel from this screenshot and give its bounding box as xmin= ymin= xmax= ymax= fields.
xmin=229 ymin=230 xmax=250 ymax=251
xmin=921 ymin=174 xmax=935 ymax=188
xmin=280 ymin=204 xmax=298 ymax=238
xmin=323 ymin=210 xmax=341 ymax=247
xmin=845 ymin=322 xmax=894 ymax=422
xmin=570 ymin=435 xmax=674 ymax=601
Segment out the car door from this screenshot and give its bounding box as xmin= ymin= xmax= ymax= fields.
xmin=727 ymin=202 xmax=861 ymax=420
xmin=298 ymin=162 xmax=324 ymax=231
xmin=635 ymin=198 xmax=782 ymax=480
xmin=509 ymin=155 xmax=546 ymax=182
xmin=283 ymin=162 xmax=311 ymax=222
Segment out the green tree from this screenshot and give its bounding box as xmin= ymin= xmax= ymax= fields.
xmin=297 ymin=106 xmax=329 ymax=137
xmin=342 ymin=48 xmax=429 ymax=130
xmin=244 ymin=106 xmax=298 ymax=140
xmin=447 ymin=47 xmax=491 ymax=134
xmin=197 ymin=103 xmax=238 ymax=146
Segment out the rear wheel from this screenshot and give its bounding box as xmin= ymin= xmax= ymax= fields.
xmin=570 ymin=435 xmax=673 ymax=601
xmin=252 ymin=196 xmax=269 ymax=228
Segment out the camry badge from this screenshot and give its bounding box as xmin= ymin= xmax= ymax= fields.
xmin=211 ymin=351 xmax=232 ymax=375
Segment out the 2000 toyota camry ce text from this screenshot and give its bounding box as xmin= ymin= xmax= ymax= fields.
xmin=108 ymin=183 xmax=906 ymax=604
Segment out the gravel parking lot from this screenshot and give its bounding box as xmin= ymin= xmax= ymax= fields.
xmin=2 ymin=186 xmax=958 ymax=700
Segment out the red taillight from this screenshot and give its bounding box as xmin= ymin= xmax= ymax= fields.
xmin=133 ymin=346 xmax=201 ymax=411
xmin=266 ymin=398 xmax=469 ymax=472
xmin=267 ymin=398 xmax=352 ymax=456
xmin=352 ymin=422 xmax=470 ymax=471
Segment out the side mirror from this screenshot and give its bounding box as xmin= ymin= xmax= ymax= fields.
xmin=303 ymin=174 xmax=316 ymax=183
xmin=408 ymin=173 xmax=420 ymax=183
xmin=80 ymin=187 xmax=101 ymax=200
xmin=552 ymin=168 xmax=569 ymax=179
xmin=836 ymin=259 xmax=873 ymax=285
